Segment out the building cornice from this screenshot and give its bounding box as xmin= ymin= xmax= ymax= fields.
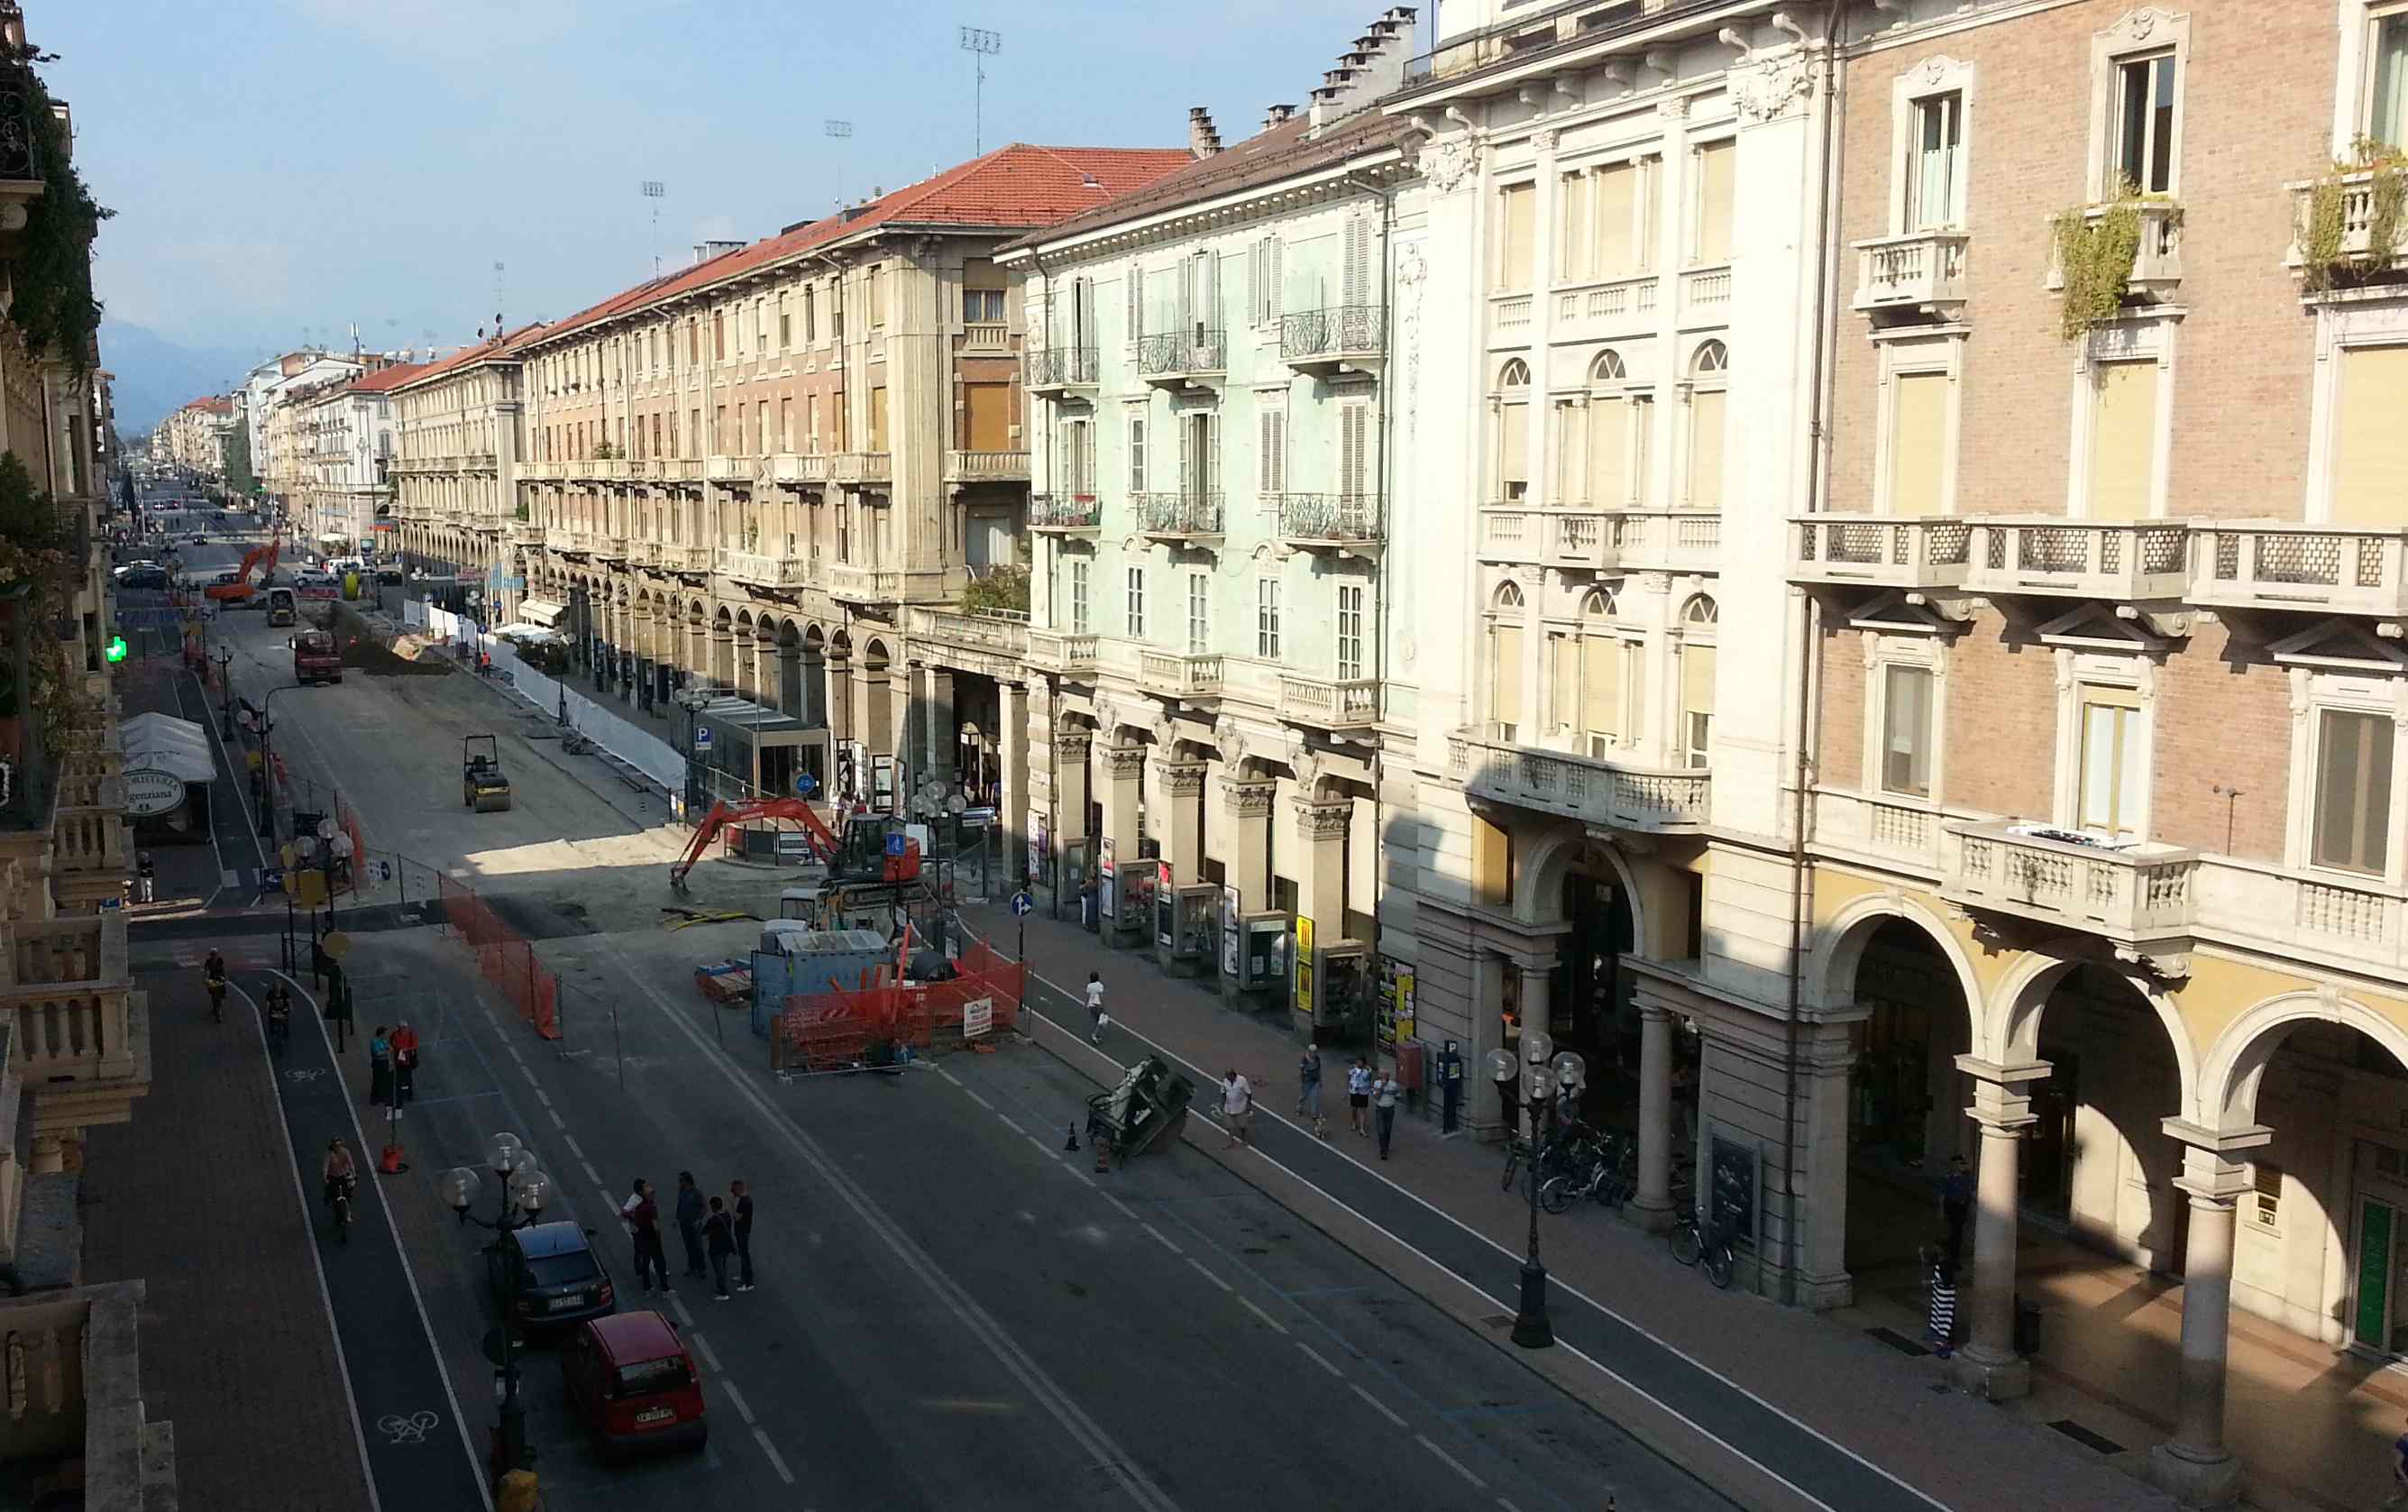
xmin=998 ymin=151 xmax=1412 ymax=270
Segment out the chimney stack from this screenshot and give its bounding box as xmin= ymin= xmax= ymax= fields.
xmin=1187 ymin=106 xmax=1222 ymax=159
xmin=1309 ymin=7 xmax=1422 ymax=127
xmin=1263 ymin=103 xmax=1298 ymax=130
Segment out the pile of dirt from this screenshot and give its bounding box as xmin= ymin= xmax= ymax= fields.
xmin=341 ymin=629 xmax=452 ymax=677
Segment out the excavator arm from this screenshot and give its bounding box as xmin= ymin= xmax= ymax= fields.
xmin=669 ymin=797 xmax=842 ymax=893
xmin=203 ymin=531 xmax=285 ymax=603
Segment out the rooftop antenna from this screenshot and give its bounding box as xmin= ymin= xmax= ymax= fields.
xmin=641 ymin=181 xmax=665 ymax=277
xmin=958 ymin=26 xmax=1002 ymax=157
xmin=824 ymin=119 xmax=852 ymax=207
xmin=491 ymin=261 xmax=508 ymax=331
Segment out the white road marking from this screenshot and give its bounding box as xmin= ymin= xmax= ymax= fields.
xmin=545 ymin=1107 xmax=565 ymax=1130
xmin=752 ymin=1426 xmax=796 ymax=1485
xmin=1295 ymin=1342 xmax=1344 ymax=1379
xmin=580 ymin=1162 xmax=602 ymax=1187
xmin=689 ymin=1331 xmax=723 ymax=1373
xmin=994 ymin=1113 xmax=1024 ymax=1137
xmin=720 ymin=1379 xmax=758 ymax=1425
xmin=1182 ymin=1257 xmax=1232 ymax=1295
xmin=516 ymin=1063 xmax=539 ymax=1087
xmin=963 ymin=1088 xmax=993 ymax=1111
xmin=563 ymin=1134 xmax=585 ymax=1159
xmin=1496 ymin=1498 xmax=1528 ymax=1512
xmin=533 ymin=1088 xmax=552 ymax=1108
xmin=1140 ymin=1223 xmax=1182 ymax=1255
xmin=1024 ymin=1136 xmax=1058 ymax=1162
xmin=669 ymin=1292 xmax=696 ymax=1328
xmin=1065 ymin=1167 xmax=1096 ymax=1188
xmin=1235 ymin=1296 xmax=1289 ymax=1335
xmin=1102 ymin=1194 xmax=1139 ymax=1222
xmin=1350 ymin=1384 xmax=1406 ymax=1429
xmin=935 ymin=1066 xmax=963 ymax=1086
xmin=1416 ymin=1434 xmax=1487 ymax=1489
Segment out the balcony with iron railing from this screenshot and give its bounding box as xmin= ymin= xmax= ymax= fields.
xmin=2188 ymin=521 xmax=2408 ymax=618
xmin=1025 ymin=345 xmax=1099 ymax=394
xmin=1277 ymin=674 xmax=1380 ymax=732
xmin=1790 ymin=514 xmax=1974 ymax=591
xmin=718 ymin=550 xmax=813 ymax=590
xmin=1852 ymin=230 xmax=1971 ymax=320
xmin=1280 ymin=305 xmax=1387 ymax=374
xmin=1137 ymin=650 xmax=1223 ymax=699
xmin=1447 ymin=729 xmax=1710 ymax=834
xmin=1963 ymin=518 xmax=2190 ymax=602
xmin=1942 ymin=820 xmax=2196 ymax=972
xmin=944 ymin=450 xmax=1030 ymax=484
xmin=1135 ymin=491 xmax=1225 ymax=543
xmin=1137 ymin=330 xmax=1227 ymax=387
xmin=1275 ymin=492 xmax=1383 ymax=551
xmin=1030 ymin=492 xmax=1102 ymax=534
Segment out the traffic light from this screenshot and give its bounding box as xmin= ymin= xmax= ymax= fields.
xmin=104 ymin=635 xmax=127 ymax=664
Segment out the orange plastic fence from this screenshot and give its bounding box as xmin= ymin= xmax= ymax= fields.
xmin=438 ymin=874 xmax=563 ymax=1040
xmin=770 ymin=939 xmax=1023 ymax=1071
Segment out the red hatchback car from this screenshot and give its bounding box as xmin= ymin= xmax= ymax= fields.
xmin=561 ymin=1311 xmax=708 ymax=1455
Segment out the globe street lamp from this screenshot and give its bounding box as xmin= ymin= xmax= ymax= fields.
xmin=1508 ymin=1028 xmax=1584 ymax=1350
xmin=443 ymin=1132 xmax=552 ymax=1488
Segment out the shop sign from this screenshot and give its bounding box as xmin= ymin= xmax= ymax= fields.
xmin=124 ymin=767 xmax=184 ymax=818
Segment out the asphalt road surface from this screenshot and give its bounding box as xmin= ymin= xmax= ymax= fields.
xmin=195 ymin=604 xmax=1738 ymax=1511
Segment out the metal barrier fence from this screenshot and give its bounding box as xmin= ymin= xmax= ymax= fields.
xmin=769 ymin=939 xmax=1023 ymax=1072
xmin=435 ymin=872 xmax=563 ymax=1040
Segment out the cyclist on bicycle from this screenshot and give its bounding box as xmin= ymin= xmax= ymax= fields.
xmin=323 ymin=1138 xmax=356 ymax=1210
xmin=264 ymin=983 xmax=291 ymax=1045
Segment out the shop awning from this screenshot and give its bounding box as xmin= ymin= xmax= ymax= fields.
xmin=119 ymin=711 xmax=216 ymax=783
xmin=518 ymin=600 xmax=567 ymax=628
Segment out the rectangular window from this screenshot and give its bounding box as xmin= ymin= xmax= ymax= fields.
xmin=778 ymin=399 xmax=792 ymax=453
xmin=1693 ymin=140 xmax=1736 ymax=264
xmin=1499 ymin=403 xmax=1529 ymax=501
xmin=2313 ymin=708 xmax=2394 ymax=875
xmin=1070 ymin=559 xmax=1091 ymax=633
xmin=2115 ymin=52 xmax=2178 ymax=195
xmin=1558 ymin=171 xmax=1590 ymax=280
xmin=1593 ymin=160 xmax=1643 ymax=273
xmin=2333 ymin=345 xmax=2408 ymax=526
xmin=1585 ymin=398 xmax=1627 ymax=507
xmin=1187 ymin=573 xmax=1210 ymax=655
xmin=869 ymin=385 xmax=889 ymax=452
xmin=1128 ymin=417 xmax=1147 ymax=491
xmin=755 ymin=401 xmax=768 ymax=455
xmin=1490 ymin=622 xmax=1524 ymax=735
xmin=2089 ymin=360 xmax=2159 ymax=520
xmin=1257 ymin=579 xmax=1281 ymax=660
xmin=712 ymin=311 xmax=725 ymax=362
xmin=1908 ymin=93 xmax=1964 ymax=229
xmin=2374 ymin=11 xmax=2408 ymax=149
xmin=1580 ymin=634 xmax=1620 ymax=744
xmin=868 ymin=265 xmax=886 ymax=329
xmin=1889 ymin=371 xmax=1948 ymax=516
xmin=808 ymin=396 xmax=821 ymax=452
xmin=1258 ymin=409 xmax=1286 ymax=494
xmin=1681 ymin=643 xmax=1717 ymax=769
xmin=1126 ymin=565 xmax=1146 ymax=638
xmin=688 ymin=408 xmax=700 ymax=458
xmin=2076 ymin=686 xmax=2143 ymax=838
xmin=1552 ymin=635 xmax=1579 ymax=730
xmin=1882 ymin=664 xmax=1935 ymax=799
xmin=965 ymin=288 xmax=1005 ymax=323
xmin=802 ymin=288 xmax=817 ymax=344
xmin=963 ymin=382 xmax=1011 ymax=452
xmin=779 ymin=303 xmax=792 ymax=350
xmin=1497 ymin=182 xmax=1536 ymax=291
xmin=1337 ymin=584 xmax=1364 ymax=680
xmin=712 ymin=405 xmax=727 ymax=454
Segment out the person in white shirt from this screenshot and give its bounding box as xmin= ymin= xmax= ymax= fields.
xmin=1371 ymin=1064 xmax=1404 ymax=1160
xmin=1220 ymin=1069 xmax=1255 ymax=1150
xmin=1346 ymin=1058 xmax=1373 ymax=1137
xmin=1085 ymin=971 xmax=1106 ymax=1044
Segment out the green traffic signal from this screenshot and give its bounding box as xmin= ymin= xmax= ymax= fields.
xmin=104 ymin=636 xmax=127 ymax=664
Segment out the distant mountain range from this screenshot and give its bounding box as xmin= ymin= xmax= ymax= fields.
xmin=99 ymin=320 xmax=261 ymax=435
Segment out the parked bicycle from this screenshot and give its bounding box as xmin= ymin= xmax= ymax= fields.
xmin=1670 ymin=1206 xmax=1736 ymax=1288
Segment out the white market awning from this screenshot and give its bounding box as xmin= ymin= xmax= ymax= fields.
xmin=119 ymin=710 xmax=216 ymax=784
xmin=518 ymin=600 xmax=568 ymax=628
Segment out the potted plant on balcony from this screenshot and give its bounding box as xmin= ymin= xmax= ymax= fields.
xmin=2050 ymin=177 xmax=2182 ymax=340
xmin=2299 ymin=136 xmax=2408 ymax=293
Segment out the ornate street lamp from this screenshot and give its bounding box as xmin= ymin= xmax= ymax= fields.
xmin=442 ymin=1133 xmax=552 ymax=1488
xmin=1507 ymin=1028 xmax=1587 ymax=1350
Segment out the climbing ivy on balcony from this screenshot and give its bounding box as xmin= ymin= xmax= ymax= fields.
xmin=2051 ymin=179 xmax=2160 ymax=342
xmin=1 ymin=40 xmax=111 ymax=371
xmin=960 ymin=565 xmax=1030 ymax=616
xmin=2301 ymin=136 xmax=2408 ymax=293
xmin=0 ymin=451 xmax=94 ymax=742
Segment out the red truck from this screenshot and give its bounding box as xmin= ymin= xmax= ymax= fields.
xmin=292 ymin=628 xmax=343 ymax=686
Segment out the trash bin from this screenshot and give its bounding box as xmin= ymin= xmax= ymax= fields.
xmin=2012 ymin=1295 xmax=2041 ymax=1358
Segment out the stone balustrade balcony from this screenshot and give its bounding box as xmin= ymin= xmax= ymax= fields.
xmin=1137 ymin=650 xmax=1222 ymax=699
xmin=1447 ymin=729 xmax=1710 ymax=834
xmin=1790 ymin=514 xmax=1974 ymax=591
xmin=1943 ymin=820 xmax=2196 ymax=974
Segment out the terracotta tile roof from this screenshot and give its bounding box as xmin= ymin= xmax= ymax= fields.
xmin=525 ymin=142 xmax=1193 ymax=350
xmin=1004 ymin=112 xmax=1416 ymax=252
xmin=346 ymin=362 xmax=426 ymax=396
xmin=390 ymin=323 xmax=548 ymax=391
xmin=185 ymin=396 xmax=233 ymax=416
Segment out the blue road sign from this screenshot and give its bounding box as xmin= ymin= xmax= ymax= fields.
xmin=693 ymin=726 xmax=713 ymax=751
xmin=884 ymin=832 xmax=906 ymax=857
xmin=794 ymin=772 xmax=819 ymax=797
xmin=1011 ymin=891 xmax=1033 ymax=917
xmin=260 ymin=866 xmax=286 ymax=892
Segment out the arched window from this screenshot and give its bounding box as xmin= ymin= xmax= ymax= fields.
xmin=1494 ymin=361 xmax=1532 ymax=503
xmin=1686 ymin=340 xmax=1728 ymax=512
xmin=1584 ymin=349 xmax=1645 ymax=508
xmin=1680 ymin=593 xmax=1718 ymax=769
xmin=1487 ymin=578 xmax=1526 ymax=736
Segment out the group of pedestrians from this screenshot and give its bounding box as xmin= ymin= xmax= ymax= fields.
xmin=366 ymin=1022 xmax=420 ymax=1107
xmin=619 ymin=1173 xmax=755 ymax=1301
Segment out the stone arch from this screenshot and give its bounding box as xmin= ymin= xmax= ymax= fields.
xmin=1984 ymin=944 xmax=2200 ymax=1114
xmin=2199 ymin=989 xmax=2408 ymax=1131
xmin=1515 ymin=827 xmax=1648 ymax=947
xmin=1808 ymin=892 xmax=1985 ymax=1042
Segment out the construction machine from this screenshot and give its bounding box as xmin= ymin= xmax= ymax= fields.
xmin=462 ymin=734 xmax=512 ymax=812
xmin=203 ymin=531 xmax=283 ymax=603
xmin=669 ymin=798 xmax=920 ymax=896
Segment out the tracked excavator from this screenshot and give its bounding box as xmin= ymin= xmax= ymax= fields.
xmin=668 ymin=797 xmax=921 ymax=897
xmin=203 ymin=532 xmax=283 ymax=603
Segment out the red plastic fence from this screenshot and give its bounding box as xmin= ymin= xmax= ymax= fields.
xmin=770 ymin=938 xmax=1023 ymax=1070
xmin=437 ymin=873 xmax=563 ymax=1040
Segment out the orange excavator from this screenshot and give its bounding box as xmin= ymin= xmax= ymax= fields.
xmin=203 ymin=531 xmax=283 ymax=603
xmin=669 ymin=797 xmax=921 ymax=895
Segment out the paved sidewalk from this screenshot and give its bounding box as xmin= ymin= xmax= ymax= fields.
xmin=969 ymin=901 xmax=2181 ymax=1512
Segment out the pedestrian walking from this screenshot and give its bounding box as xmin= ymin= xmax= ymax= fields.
xmin=135 ymin=851 xmax=155 ymax=905
xmin=674 ymin=1171 xmax=707 ymax=1279
xmin=1927 ymin=1250 xmax=1958 ymax=1359
xmin=730 ymin=1179 xmax=755 ymax=1292
xmin=703 ymin=1196 xmax=737 ymax=1300
xmin=1296 ymin=1042 xmax=1326 ymax=1137
xmin=1940 ymin=1154 xmax=1973 ymax=1268
xmin=390 ymin=1020 xmax=420 ymax=1107
xmin=1085 ymin=971 xmax=1108 ymax=1045
xmin=1220 ymin=1068 xmax=1255 ymax=1150
xmin=368 ymin=1025 xmax=394 ymax=1106
xmin=620 ymin=1178 xmax=670 ymax=1295
xmin=1347 ymin=1058 xmax=1373 ymax=1137
xmin=2381 ymin=1413 xmax=2408 ymax=1510
xmin=1371 ymin=1063 xmax=1403 ymax=1160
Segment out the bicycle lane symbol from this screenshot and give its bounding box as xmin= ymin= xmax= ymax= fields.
xmin=377 ymin=1409 xmax=441 ymax=1446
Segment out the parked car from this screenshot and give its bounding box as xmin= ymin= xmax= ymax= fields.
xmin=560 ymin=1311 xmax=707 ymax=1456
xmin=487 ymin=1220 xmax=616 ymax=1333
xmin=114 ymin=566 xmax=168 ymax=590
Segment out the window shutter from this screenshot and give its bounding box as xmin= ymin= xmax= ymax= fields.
xmin=2088 ymin=361 xmax=2159 ymax=521
xmin=1079 ymin=421 xmax=1096 ymax=492
xmin=2335 ymin=345 xmax=2408 ymax=527
xmin=1343 ymin=219 xmax=1368 ymax=308
xmin=1341 ymin=406 xmax=1366 ymax=497
xmin=1695 ymin=141 xmax=1736 ymax=263
xmin=1687 ymin=390 xmax=1725 ymax=510
xmin=1208 ymin=412 xmax=1222 ymax=492
xmin=1889 ymin=372 xmax=1949 ymax=517
xmin=1128 ymin=263 xmax=1144 ymax=343
xmin=1177 ymin=416 xmax=1191 ymax=494
xmin=1491 ymin=624 xmax=1524 ymax=727
xmin=1272 ymin=412 xmax=1286 ymax=493
xmin=1259 ymin=411 xmax=1275 ymax=492
xmin=1681 ymin=643 xmax=1717 ymax=719
xmin=1551 ymin=636 xmax=1579 ymax=730
xmin=1581 ymin=635 xmax=1617 ymax=738
xmin=1270 ymin=239 xmax=1284 ymax=321
xmin=1076 ymin=278 xmax=1094 ymax=348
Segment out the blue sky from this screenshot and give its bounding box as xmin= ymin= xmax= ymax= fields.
xmin=51 ymin=0 xmax=1405 ymax=373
